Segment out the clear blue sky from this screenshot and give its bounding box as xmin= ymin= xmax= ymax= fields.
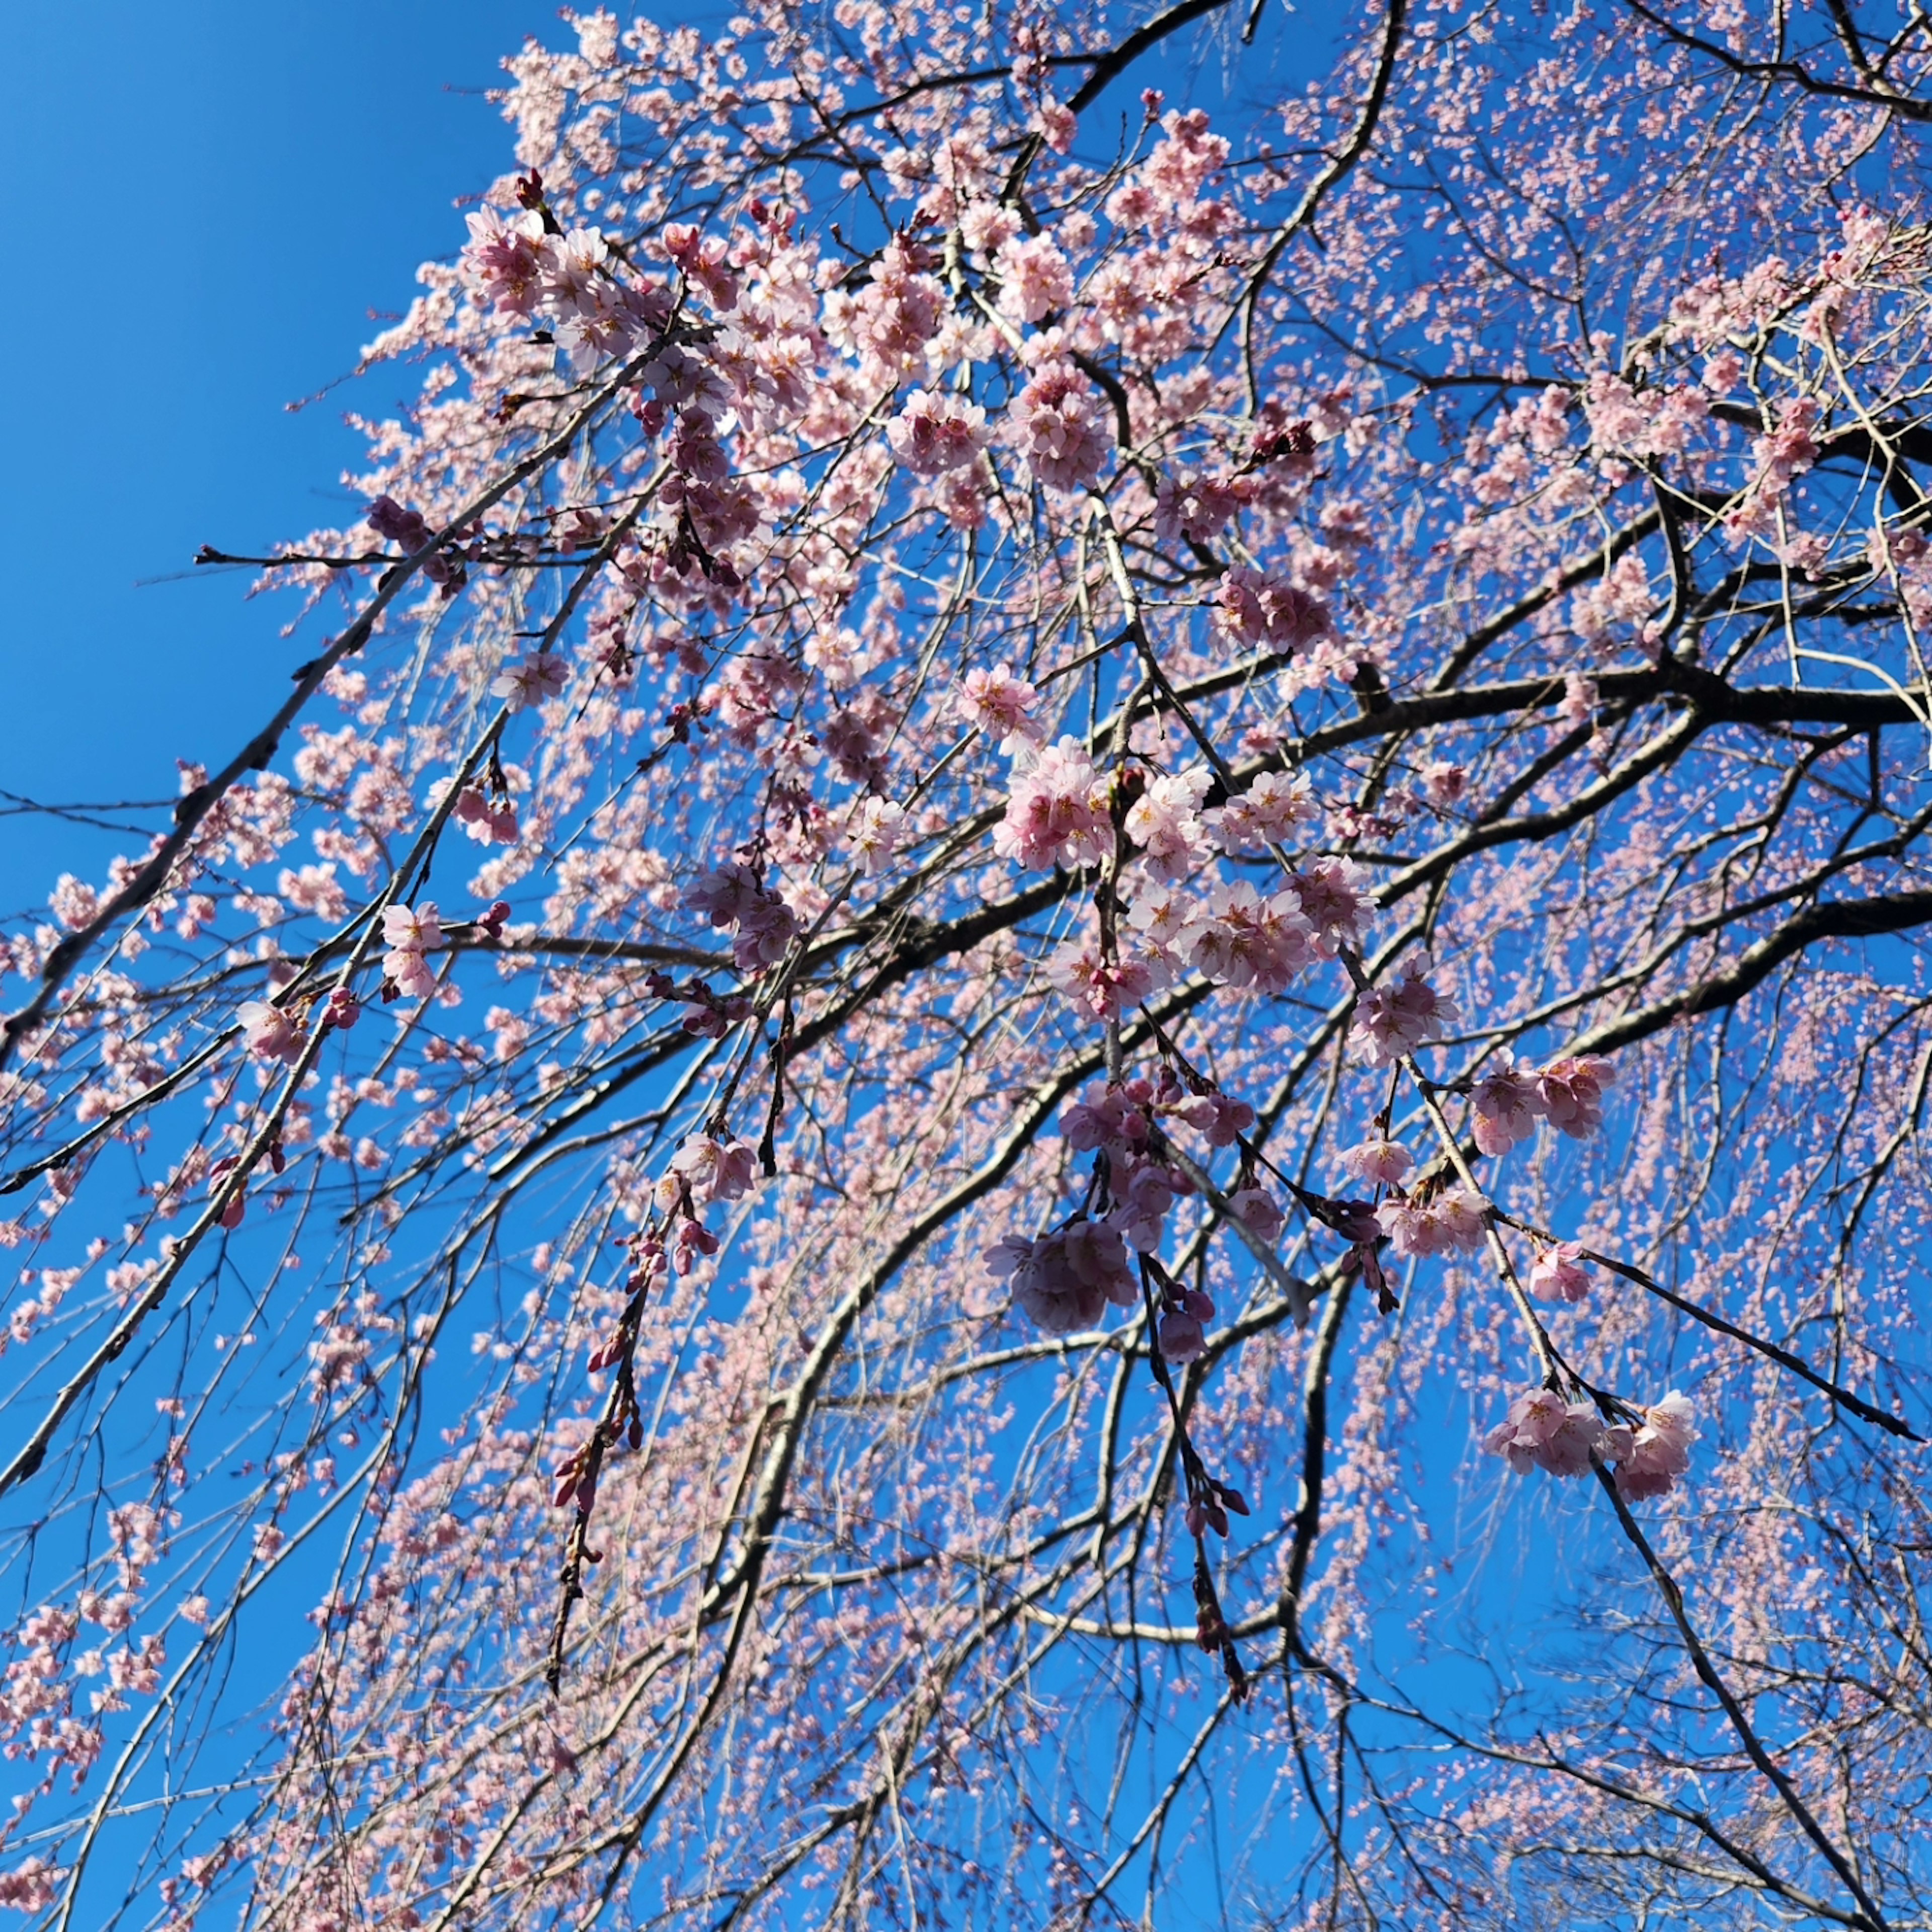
xmin=0 ymin=1 xmax=565 ymax=905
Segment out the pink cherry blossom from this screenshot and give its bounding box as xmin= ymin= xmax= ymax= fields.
xmin=1157 ymin=1307 xmax=1205 ymax=1363
xmin=385 ymin=949 xmax=437 ymax=1000
xmin=1472 ymin=1059 xmax=1545 ymax=1156
xmin=455 ymin=785 xmax=520 ymax=846
xmin=237 ymin=1000 xmax=303 ymax=1065
xmin=984 ymin=1221 xmax=1138 ymax=1334
xmin=669 ymin=1135 xmax=759 ymax=1205
xmin=1228 ymin=1186 xmax=1284 ymax=1242
xmin=1156 ymin=1285 xmax=1216 ymax=1364
xmin=992 ymin=738 xmax=1112 ymax=870
xmin=381 ymin=902 xmax=443 ymax=954
xmin=1610 ymin=1391 xmax=1697 ymax=1500
xmin=1061 ymin=1082 xmax=1152 ymax=1153
xmin=1751 ymin=396 xmax=1821 ymax=496
xmin=0 ymin=1860 xmax=60 ymax=1913
xmin=460 ymin=205 xmax=549 ymax=316
xmin=1156 ymin=470 xmax=1251 ymax=544
xmin=1531 ymin=1242 xmax=1590 ymax=1304
xmin=1285 ymin=857 xmax=1375 ymax=957
xmin=683 ymin=864 xmax=764 ymax=928
xmin=1122 ymin=769 xmax=1211 ymax=881
xmin=1337 ymin=1137 xmax=1413 ymax=1186
xmin=1177 ymin=1091 xmax=1254 ymax=1147
xmin=993 ymin=232 xmax=1074 ymax=325
xmin=1349 ymin=960 xmax=1460 ymax=1065
xmin=1205 ymin=770 xmax=1318 ymax=852
xmin=822 ymin=237 xmax=944 ymax=375
xmin=1045 ymin=939 xmax=1158 ymax=1022
xmin=1109 ymin=1154 xmax=1187 ymax=1252
xmin=1536 ymin=1056 xmax=1616 ymax=1139
xmin=1377 ymin=1186 xmax=1487 ymax=1258
xmin=681 ymin=864 xmax=796 ymax=970
xmin=490 ymin=652 xmax=569 ymax=713
xmin=1035 ymin=98 xmax=1077 ymax=155
xmin=953 ymin=664 xmax=1041 ymax=749
xmin=366 ymin=495 xmax=433 ymax=552
xmin=1484 ymin=1388 xmax=1606 ymax=1478
xmin=732 ymin=902 xmax=797 ymax=972
xmin=1215 ymin=566 xmax=1333 ymax=653
xmin=540 ymin=225 xmax=610 ymax=314
xmin=661 ymin=222 xmax=740 ymax=312
xmin=887 ymin=389 xmax=989 ymax=476
xmin=845 ymin=797 xmax=908 ymax=875
xmin=1186 ymin=883 xmax=1317 ymax=994
xmin=1009 ymin=362 xmax=1112 ymax=490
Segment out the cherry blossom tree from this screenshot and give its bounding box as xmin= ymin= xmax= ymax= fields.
xmin=8 ymin=0 xmax=1932 ymax=1924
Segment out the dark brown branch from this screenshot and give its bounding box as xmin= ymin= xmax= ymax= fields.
xmin=1593 ymin=1461 xmax=1896 ymax=1931
xmin=1574 ymin=888 xmax=1932 ymax=1058
xmin=1492 ymin=1212 xmax=1922 ymax=1441
xmin=1062 ymin=0 xmax=1239 ymax=112
xmin=1276 ymin=1273 xmax=1354 ymax=1662
xmin=1232 ymin=0 xmax=1408 ymax=354
xmin=1620 ymin=0 xmax=1931 ymax=118
xmin=0 ymin=359 xmax=651 ymax=1077
xmin=1002 ymin=0 xmax=1240 ymax=201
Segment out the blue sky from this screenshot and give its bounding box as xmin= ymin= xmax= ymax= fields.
xmin=0 ymin=1 xmax=566 ymax=905
xmin=0 ymin=16 xmax=574 ymax=1882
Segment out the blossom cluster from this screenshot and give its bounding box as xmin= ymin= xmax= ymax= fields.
xmin=652 ymin=1133 xmax=760 ymax=1271
xmin=381 ymin=900 xmax=444 ymax=1000
xmin=983 ymin=1220 xmax=1138 ymax=1334
xmin=1485 ymin=1388 xmax=1697 ymax=1501
xmin=462 ymin=201 xmax=672 ymax=374
xmin=1470 ymin=1055 xmax=1618 ymax=1153
xmin=987 ymin=1074 xmax=1289 ymax=1353
xmin=17 ymin=9 xmax=1917 ymax=1907
xmin=682 ymin=864 xmax=798 ymax=972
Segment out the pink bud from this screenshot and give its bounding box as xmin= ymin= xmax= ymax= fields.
xmin=1183 ymin=1496 xmax=1229 ymax=1538
xmin=1157 ymin=1309 xmax=1205 ymax=1363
